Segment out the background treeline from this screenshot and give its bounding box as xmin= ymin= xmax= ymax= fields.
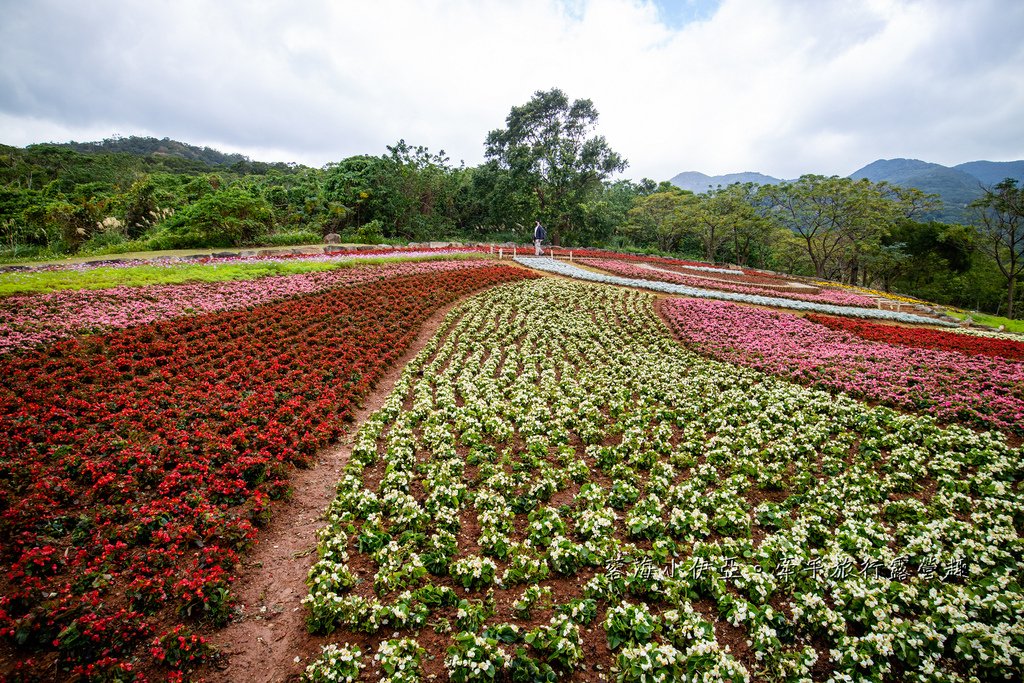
xmin=1 ymin=128 xmax=1021 ymax=317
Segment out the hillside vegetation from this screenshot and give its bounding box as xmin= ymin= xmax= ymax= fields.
xmin=2 ymin=90 xmax=1022 ymax=318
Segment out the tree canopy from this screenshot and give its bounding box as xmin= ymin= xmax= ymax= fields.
xmin=972 ymin=179 xmax=1024 ymax=317
xmin=484 ymin=88 xmax=627 ymax=244
xmin=1 ymin=98 xmax=1020 ymax=318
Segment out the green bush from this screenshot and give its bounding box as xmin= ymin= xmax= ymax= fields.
xmin=79 ymin=229 xmax=128 ymax=252
xmin=152 ymin=187 xmax=273 ymax=249
xmin=353 ymin=219 xmax=384 ymax=244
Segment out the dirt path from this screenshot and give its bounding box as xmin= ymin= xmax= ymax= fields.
xmin=203 ymin=301 xmax=459 ymax=683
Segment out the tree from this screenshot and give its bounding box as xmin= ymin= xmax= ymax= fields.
xmin=484 ymin=88 xmax=627 ymax=245
xmin=156 ymin=187 xmax=272 ymax=248
xmin=877 ymin=220 xmax=972 ymax=294
xmin=972 ymin=179 xmax=1024 ymax=318
xmin=120 ymin=176 xmax=159 ymax=237
xmin=759 ymin=176 xmax=846 ymax=278
xmin=381 ymin=140 xmax=460 ymax=238
xmin=581 ymin=179 xmax=653 ymax=248
xmin=760 ymin=176 xmax=908 ymax=282
xmin=623 ymin=189 xmax=694 ymax=253
xmin=466 ymin=160 xmax=539 ymax=238
xmin=683 ymin=184 xmax=767 ymax=265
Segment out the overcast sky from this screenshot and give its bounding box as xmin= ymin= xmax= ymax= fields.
xmin=1 ymin=0 xmax=1022 ymax=181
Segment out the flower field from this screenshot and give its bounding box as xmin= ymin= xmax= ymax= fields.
xmin=660 ymin=298 xmax=1024 ymax=435
xmin=516 ymin=256 xmax=951 ymax=326
xmin=301 ymin=279 xmax=1024 ymax=682
xmin=805 ymin=314 xmax=1024 ymax=361
xmin=2 ymin=249 xmax=1022 ymax=682
xmin=0 ymin=259 xmax=492 ymax=355
xmin=0 ymin=263 xmax=533 ymax=679
xmin=584 ymin=259 xmax=878 ymax=308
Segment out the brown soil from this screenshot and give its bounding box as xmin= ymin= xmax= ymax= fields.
xmin=199 ymin=301 xmax=460 ymax=683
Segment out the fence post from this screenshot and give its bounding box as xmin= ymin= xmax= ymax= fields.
xmin=499 ymin=248 xmax=503 ymax=260
xmin=513 ymin=245 xmax=517 ymax=257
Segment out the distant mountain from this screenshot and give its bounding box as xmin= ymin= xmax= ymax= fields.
xmin=668 ymin=158 xmax=1024 ymax=224
xmin=849 ymin=158 xmax=984 ymax=223
xmin=669 ymin=170 xmax=784 ymax=193
xmin=31 ymin=135 xmax=249 ymax=166
xmin=953 ymin=160 xmax=1024 ymax=187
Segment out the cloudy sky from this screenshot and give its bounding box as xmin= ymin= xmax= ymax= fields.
xmin=1 ymin=0 xmax=1022 ymax=181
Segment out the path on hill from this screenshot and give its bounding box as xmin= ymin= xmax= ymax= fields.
xmin=202 ymin=299 xmax=463 ymax=683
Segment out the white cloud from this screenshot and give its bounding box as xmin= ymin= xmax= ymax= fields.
xmin=0 ymin=0 xmax=1021 ymax=180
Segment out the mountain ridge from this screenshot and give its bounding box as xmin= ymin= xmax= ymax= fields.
xmin=27 ymin=135 xmax=251 ymax=167
xmin=669 ymin=157 xmax=1024 ymax=223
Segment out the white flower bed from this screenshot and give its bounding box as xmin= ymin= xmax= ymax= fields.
xmin=303 ymin=278 xmax=1021 ymax=680
xmin=678 ymin=264 xmax=744 ymax=274
xmin=516 ymin=256 xmax=956 ymax=326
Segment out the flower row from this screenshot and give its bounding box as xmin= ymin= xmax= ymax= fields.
xmin=541 ymin=248 xmax=783 ymax=279
xmin=0 ymin=259 xmax=496 ymax=355
xmin=585 ymin=258 xmax=878 ymax=307
xmin=5 ymin=246 xmax=484 ymax=274
xmin=303 ymin=278 xmax=1022 ymax=681
xmin=0 ymin=264 xmax=535 ymax=679
xmin=806 ymin=313 xmax=1024 ymax=361
xmin=515 ymin=256 xmax=952 ymax=326
xmin=812 ymin=279 xmax=930 ymax=306
xmin=660 ymin=298 xmax=1024 ymax=433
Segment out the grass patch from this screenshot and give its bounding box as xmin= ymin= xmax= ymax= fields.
xmin=0 ymin=261 xmax=338 ymax=295
xmin=945 ymin=309 xmax=1024 ymax=334
xmin=0 ymin=253 xmax=488 ymax=296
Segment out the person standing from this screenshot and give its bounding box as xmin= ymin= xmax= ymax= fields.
xmin=533 ymin=221 xmax=547 ymax=256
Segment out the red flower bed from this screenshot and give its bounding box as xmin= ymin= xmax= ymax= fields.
xmin=655 ymin=263 xmax=805 ymax=288
xmin=0 ymin=265 xmax=534 ymax=679
xmin=806 ymin=314 xmax=1024 ymax=361
xmin=556 ymin=248 xmax=789 ymax=279
xmin=586 ymin=258 xmax=877 ymax=307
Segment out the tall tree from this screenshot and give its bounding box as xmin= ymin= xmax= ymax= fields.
xmin=683 ymin=184 xmax=766 ymax=265
xmin=972 ymin=178 xmax=1024 ymax=318
xmin=623 ymin=188 xmax=695 ymax=253
xmin=759 ymin=176 xmax=846 ymax=278
xmin=484 ymin=88 xmax=627 ymax=245
xmin=760 ymin=175 xmax=904 ymax=281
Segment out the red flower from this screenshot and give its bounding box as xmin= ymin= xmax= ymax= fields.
xmin=0 ymin=264 xmax=536 ymax=676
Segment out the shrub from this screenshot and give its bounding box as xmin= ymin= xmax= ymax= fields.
xmin=151 ymin=187 xmax=272 ymax=248
xmin=303 ymin=643 xmax=364 ymax=683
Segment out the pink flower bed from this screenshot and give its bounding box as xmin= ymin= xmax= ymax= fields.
xmin=15 ymin=246 xmax=486 ymax=274
xmin=0 ymin=260 xmax=492 ymax=355
xmin=659 ymin=298 xmax=1024 ymax=434
xmin=588 ymin=259 xmax=878 ymax=308
xmin=554 ymin=248 xmax=786 ymax=279
xmin=661 ymin=264 xmax=806 ymax=288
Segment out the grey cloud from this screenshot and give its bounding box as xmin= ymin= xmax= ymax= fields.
xmin=1 ymin=0 xmax=1022 ymax=177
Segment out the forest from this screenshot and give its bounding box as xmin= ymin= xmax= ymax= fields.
xmin=1 ymin=89 xmax=1021 ymax=318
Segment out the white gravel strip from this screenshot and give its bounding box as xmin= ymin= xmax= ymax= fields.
xmin=676 ymin=263 xmax=743 ymax=274
xmin=516 ymin=256 xmax=956 ymax=327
